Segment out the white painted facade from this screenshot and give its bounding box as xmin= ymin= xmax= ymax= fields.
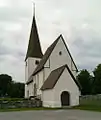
xmin=54 ymin=68 xmax=80 ymax=107
xmin=42 ymin=68 xmax=80 ymax=107
xmin=25 ymin=35 xmax=80 ymax=107
xmin=25 ymin=82 xmax=34 ymax=98
xmin=42 ymin=89 xmax=54 ymax=107
xmin=49 ymin=37 xmax=77 ymax=77
xmin=25 ymin=57 xmax=41 ymax=98
xmin=43 ymin=37 xmax=77 ymax=82
xmin=25 ymin=57 xmax=41 ymax=82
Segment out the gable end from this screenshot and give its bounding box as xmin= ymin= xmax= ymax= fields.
xmin=32 ymin=35 xmax=62 ymax=75
xmin=61 ymin=35 xmax=78 ymax=72
xmin=41 ymin=64 xmax=81 ymax=91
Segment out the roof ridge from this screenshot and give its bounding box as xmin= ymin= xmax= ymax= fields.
xmin=60 ymin=35 xmax=78 ymax=71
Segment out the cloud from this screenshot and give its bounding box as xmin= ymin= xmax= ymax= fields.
xmin=0 ymin=0 xmax=101 ymax=82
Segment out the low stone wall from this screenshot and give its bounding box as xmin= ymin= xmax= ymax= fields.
xmin=0 ymin=99 xmax=42 ymax=109
xmin=80 ymin=94 xmax=101 ymax=106
xmin=80 ymin=94 xmax=101 ymax=100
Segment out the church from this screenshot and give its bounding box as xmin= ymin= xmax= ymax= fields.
xmin=25 ymin=14 xmax=81 ymax=108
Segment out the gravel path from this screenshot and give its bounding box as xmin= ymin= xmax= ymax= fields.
xmin=0 ymin=109 xmax=101 ymax=120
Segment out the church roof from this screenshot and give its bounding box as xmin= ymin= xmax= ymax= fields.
xmin=41 ymin=64 xmax=81 ymax=90
xmin=32 ymin=35 xmax=61 ymax=75
xmin=32 ymin=34 xmax=78 ymax=76
xmin=26 ymin=34 xmax=78 ymax=85
xmin=25 ymin=16 xmax=43 ymax=61
xmin=26 ymin=35 xmax=60 ymax=84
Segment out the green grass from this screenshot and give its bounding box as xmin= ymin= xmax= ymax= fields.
xmin=0 ymin=107 xmax=63 ymax=112
xmin=74 ymin=105 xmax=101 ymax=112
xmin=73 ymin=99 xmax=101 ymax=112
xmin=0 ymin=98 xmax=28 ymax=101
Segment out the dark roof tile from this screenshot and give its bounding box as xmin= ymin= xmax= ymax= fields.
xmin=25 ymin=16 xmax=43 ymax=61
xmin=41 ymin=64 xmax=81 ymax=90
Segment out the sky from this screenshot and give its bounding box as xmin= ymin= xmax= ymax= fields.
xmin=0 ymin=0 xmax=101 ymax=82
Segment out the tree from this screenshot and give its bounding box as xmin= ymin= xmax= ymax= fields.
xmin=0 ymin=74 xmax=12 ymax=97
xmin=0 ymin=74 xmax=25 ymax=98
xmin=10 ymin=82 xmax=25 ymax=98
xmin=77 ymin=70 xmax=92 ymax=95
xmin=92 ymin=64 xmax=101 ymax=94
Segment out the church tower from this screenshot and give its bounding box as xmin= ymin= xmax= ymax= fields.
xmin=25 ymin=15 xmax=43 ymax=84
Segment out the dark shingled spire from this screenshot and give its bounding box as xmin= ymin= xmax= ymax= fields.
xmin=25 ymin=16 xmax=43 ymax=61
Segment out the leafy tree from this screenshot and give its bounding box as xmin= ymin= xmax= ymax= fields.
xmin=92 ymin=64 xmax=101 ymax=94
xmin=77 ymin=70 xmax=92 ymax=95
xmin=0 ymin=74 xmax=25 ymax=98
xmin=10 ymin=82 xmax=25 ymax=98
xmin=0 ymin=74 xmax=12 ymax=97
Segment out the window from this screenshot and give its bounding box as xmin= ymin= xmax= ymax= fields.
xmin=34 ymin=83 xmax=37 ymax=96
xmin=27 ymin=90 xmax=29 ymax=97
xmin=35 ymin=60 xmax=39 ymax=65
xmin=59 ymin=51 xmax=62 ymax=55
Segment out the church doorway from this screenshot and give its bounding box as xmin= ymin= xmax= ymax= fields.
xmin=61 ymin=91 xmax=70 ymax=106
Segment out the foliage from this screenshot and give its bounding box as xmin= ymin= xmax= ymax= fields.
xmin=77 ymin=70 xmax=92 ymax=95
xmin=0 ymin=74 xmax=12 ymax=97
xmin=0 ymin=74 xmax=25 ymax=98
xmin=77 ymin=63 xmax=101 ymax=95
xmin=9 ymin=82 xmax=25 ymax=98
xmin=92 ymin=64 xmax=101 ymax=94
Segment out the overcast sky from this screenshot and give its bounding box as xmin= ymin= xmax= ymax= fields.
xmin=0 ymin=0 xmax=101 ymax=82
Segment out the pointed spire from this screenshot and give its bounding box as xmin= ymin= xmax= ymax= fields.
xmin=25 ymin=5 xmax=43 ymax=61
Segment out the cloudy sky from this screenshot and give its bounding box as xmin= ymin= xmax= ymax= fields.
xmin=0 ymin=0 xmax=101 ymax=82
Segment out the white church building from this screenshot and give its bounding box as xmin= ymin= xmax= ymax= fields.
xmin=25 ymin=15 xmax=81 ymax=108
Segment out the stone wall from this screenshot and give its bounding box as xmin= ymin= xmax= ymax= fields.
xmin=80 ymin=94 xmax=101 ymax=106
xmin=80 ymin=94 xmax=101 ymax=100
xmin=0 ymin=99 xmax=42 ymax=109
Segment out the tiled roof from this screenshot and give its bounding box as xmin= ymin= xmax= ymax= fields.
xmin=41 ymin=64 xmax=81 ymax=90
xmin=25 ymin=16 xmax=43 ymax=61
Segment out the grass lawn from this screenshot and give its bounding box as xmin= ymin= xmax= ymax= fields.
xmin=73 ymin=99 xmax=101 ymax=112
xmin=74 ymin=105 xmax=101 ymax=112
xmin=0 ymin=107 xmax=63 ymax=112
